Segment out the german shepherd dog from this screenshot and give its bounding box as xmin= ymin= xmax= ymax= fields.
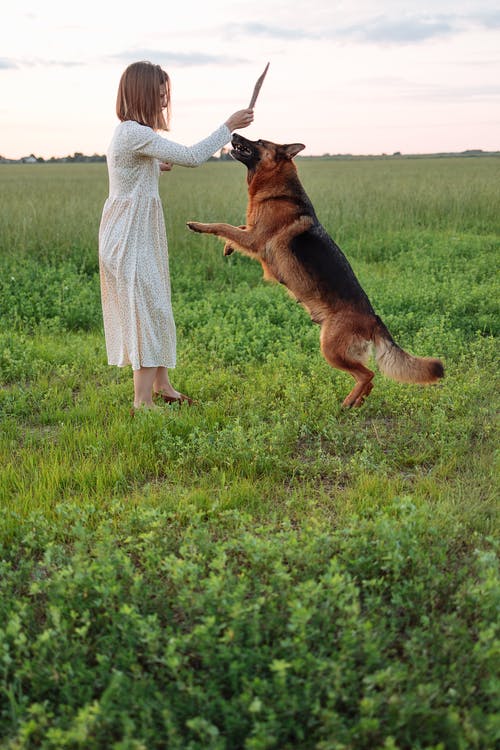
xmin=187 ymin=134 xmax=444 ymax=407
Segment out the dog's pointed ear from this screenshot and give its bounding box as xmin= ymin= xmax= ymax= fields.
xmin=283 ymin=143 xmax=305 ymax=159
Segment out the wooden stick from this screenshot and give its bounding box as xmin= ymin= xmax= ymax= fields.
xmin=249 ymin=62 xmax=270 ymax=108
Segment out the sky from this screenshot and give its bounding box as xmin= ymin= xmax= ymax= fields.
xmin=1 ymin=0 xmax=499 ymax=158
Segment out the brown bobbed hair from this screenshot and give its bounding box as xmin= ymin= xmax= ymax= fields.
xmin=116 ymin=61 xmax=171 ymax=131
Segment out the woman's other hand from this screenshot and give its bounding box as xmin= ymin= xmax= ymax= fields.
xmin=225 ymin=109 xmax=254 ymax=132
xmin=159 ymin=162 xmax=173 ymax=172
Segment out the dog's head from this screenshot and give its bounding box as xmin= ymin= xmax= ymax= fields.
xmin=231 ymin=134 xmax=305 ymax=177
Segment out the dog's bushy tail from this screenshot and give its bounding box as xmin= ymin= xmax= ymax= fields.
xmin=373 ymin=319 xmax=444 ymax=384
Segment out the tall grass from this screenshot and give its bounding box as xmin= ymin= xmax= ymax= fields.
xmin=0 ymin=157 xmax=498 ymax=749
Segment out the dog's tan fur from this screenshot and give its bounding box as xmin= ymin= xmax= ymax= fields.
xmin=188 ymin=135 xmax=444 ymax=407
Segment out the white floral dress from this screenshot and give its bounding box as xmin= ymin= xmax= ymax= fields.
xmin=99 ymin=120 xmax=231 ymax=370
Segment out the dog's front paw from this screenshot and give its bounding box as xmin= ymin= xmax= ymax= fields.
xmin=187 ymin=221 xmax=205 ymax=233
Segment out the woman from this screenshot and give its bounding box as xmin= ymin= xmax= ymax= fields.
xmin=98 ymin=61 xmax=254 ymax=411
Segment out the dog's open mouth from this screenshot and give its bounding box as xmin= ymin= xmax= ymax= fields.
xmin=231 ymin=140 xmax=253 ymax=159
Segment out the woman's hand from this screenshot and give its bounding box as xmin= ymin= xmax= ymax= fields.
xmin=224 ymin=108 xmax=254 ymax=132
xmin=159 ymin=162 xmax=172 ymax=172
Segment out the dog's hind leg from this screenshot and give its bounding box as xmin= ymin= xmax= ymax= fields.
xmin=341 ymin=367 xmax=374 ymax=408
xmin=320 ymin=323 xmax=374 ymax=408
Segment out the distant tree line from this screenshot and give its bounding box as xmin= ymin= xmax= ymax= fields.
xmin=1 ymin=148 xmax=498 ymax=165
xmin=0 ymin=152 xmax=107 ymax=164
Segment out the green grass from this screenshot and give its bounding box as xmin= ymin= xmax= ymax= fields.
xmin=0 ymin=158 xmax=498 ymax=749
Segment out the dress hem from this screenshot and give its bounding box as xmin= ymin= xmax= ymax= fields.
xmin=108 ymin=361 xmax=177 ymax=371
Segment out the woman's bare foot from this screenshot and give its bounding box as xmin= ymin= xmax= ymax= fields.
xmin=153 ymin=385 xmax=182 ymax=399
xmin=154 ymin=390 xmax=194 ymax=405
xmin=152 ymin=367 xmax=194 ymax=405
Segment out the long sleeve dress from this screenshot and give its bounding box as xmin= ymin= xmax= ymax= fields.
xmin=98 ymin=120 xmax=231 ymax=370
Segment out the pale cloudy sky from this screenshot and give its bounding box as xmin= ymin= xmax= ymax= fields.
xmin=1 ymin=0 xmax=499 ymax=158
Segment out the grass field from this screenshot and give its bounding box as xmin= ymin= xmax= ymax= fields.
xmin=0 ymin=156 xmax=498 ymax=749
